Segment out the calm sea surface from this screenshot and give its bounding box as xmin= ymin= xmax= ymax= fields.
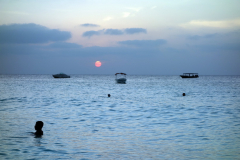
xmin=0 ymin=75 xmax=240 ymax=160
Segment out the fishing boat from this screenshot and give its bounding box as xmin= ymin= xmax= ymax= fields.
xmin=115 ymin=73 xmax=127 ymax=84
xmin=180 ymin=73 xmax=199 ymax=78
xmin=52 ymin=73 xmax=70 ymax=78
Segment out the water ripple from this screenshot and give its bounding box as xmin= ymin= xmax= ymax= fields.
xmin=0 ymin=75 xmax=240 ymax=159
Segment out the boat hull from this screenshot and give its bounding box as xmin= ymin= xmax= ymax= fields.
xmin=180 ymin=75 xmax=198 ymax=78
xmin=52 ymin=74 xmax=70 ymax=78
xmin=115 ymin=78 xmax=126 ymax=84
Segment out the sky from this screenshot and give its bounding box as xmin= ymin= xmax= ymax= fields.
xmin=0 ymin=0 xmax=240 ymax=75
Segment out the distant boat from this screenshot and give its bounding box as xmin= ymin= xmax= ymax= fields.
xmin=180 ymin=73 xmax=199 ymax=78
xmin=52 ymin=73 xmax=70 ymax=78
xmin=115 ymin=73 xmax=127 ymax=84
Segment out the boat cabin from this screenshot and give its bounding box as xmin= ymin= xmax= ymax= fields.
xmin=115 ymin=73 xmax=127 ymax=84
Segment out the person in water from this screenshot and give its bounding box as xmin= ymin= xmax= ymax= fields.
xmin=34 ymin=121 xmax=44 ymax=136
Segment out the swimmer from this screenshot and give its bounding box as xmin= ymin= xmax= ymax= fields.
xmin=182 ymin=93 xmax=186 ymax=96
xmin=34 ymin=121 xmax=44 ymax=136
xmin=108 ymin=94 xmax=111 ymax=97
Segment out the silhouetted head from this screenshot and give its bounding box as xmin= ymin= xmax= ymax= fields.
xmin=182 ymin=93 xmax=186 ymax=96
xmin=108 ymin=94 xmax=111 ymax=97
xmin=35 ymin=121 xmax=44 ymax=135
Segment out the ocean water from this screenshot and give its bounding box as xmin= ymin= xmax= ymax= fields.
xmin=0 ymin=75 xmax=240 ymax=160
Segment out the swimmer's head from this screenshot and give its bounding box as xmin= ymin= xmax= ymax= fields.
xmin=35 ymin=121 xmax=44 ymax=131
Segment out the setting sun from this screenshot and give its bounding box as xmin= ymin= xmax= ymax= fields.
xmin=95 ymin=61 xmax=102 ymax=67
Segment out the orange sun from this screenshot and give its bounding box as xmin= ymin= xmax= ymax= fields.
xmin=95 ymin=61 xmax=102 ymax=67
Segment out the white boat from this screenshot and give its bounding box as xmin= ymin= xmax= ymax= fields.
xmin=115 ymin=73 xmax=127 ymax=84
xmin=52 ymin=73 xmax=70 ymax=78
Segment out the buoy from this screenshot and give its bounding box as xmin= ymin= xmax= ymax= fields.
xmin=182 ymin=93 xmax=186 ymax=96
xmin=108 ymin=94 xmax=111 ymax=97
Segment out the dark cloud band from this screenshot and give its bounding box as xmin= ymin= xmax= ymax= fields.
xmin=124 ymin=28 xmax=147 ymax=34
xmin=104 ymin=29 xmax=124 ymax=35
xmin=118 ymin=39 xmax=167 ymax=47
xmin=82 ymin=28 xmax=147 ymax=37
xmin=0 ymin=23 xmax=71 ymax=44
xmin=82 ymin=30 xmax=102 ymax=37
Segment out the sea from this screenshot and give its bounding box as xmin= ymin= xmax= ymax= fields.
xmin=0 ymin=75 xmax=240 ymax=160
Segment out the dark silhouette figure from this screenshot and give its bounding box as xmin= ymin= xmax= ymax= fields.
xmin=108 ymin=94 xmax=111 ymax=97
xmin=182 ymin=93 xmax=186 ymax=96
xmin=35 ymin=121 xmax=44 ymax=136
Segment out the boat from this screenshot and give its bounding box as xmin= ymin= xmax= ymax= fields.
xmin=180 ymin=73 xmax=199 ymax=78
xmin=52 ymin=73 xmax=70 ymax=78
xmin=115 ymin=73 xmax=127 ymax=84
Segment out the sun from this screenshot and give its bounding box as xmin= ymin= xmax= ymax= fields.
xmin=95 ymin=61 xmax=102 ymax=67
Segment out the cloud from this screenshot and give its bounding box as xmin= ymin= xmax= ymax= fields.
xmin=194 ymin=43 xmax=240 ymax=52
xmin=1 ymin=33 xmax=240 ymax=75
xmin=80 ymin=23 xmax=100 ymax=27
xmin=104 ymin=29 xmax=124 ymax=35
xmin=187 ymin=33 xmax=218 ymax=40
xmin=122 ymin=12 xmax=131 ymax=18
xmin=124 ymin=28 xmax=147 ymax=34
xmin=82 ymin=28 xmax=147 ymax=37
xmin=118 ymin=39 xmax=167 ymax=47
xmin=186 ymin=31 xmax=240 ymax=52
xmin=0 ymin=23 xmax=71 ymax=44
xmin=47 ymin=42 xmax=82 ymax=49
xmin=122 ymin=7 xmax=142 ymax=18
xmin=103 ymin=16 xmax=113 ymax=21
xmin=82 ymin=30 xmax=102 ymax=37
xmin=181 ymin=19 xmax=240 ymax=28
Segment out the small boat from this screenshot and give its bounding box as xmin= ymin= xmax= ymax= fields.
xmin=115 ymin=73 xmax=127 ymax=84
xmin=52 ymin=73 xmax=70 ymax=78
xmin=180 ymin=73 xmax=199 ymax=78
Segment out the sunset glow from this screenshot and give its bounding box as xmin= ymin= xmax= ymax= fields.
xmin=95 ymin=61 xmax=102 ymax=67
xmin=0 ymin=1 xmax=239 ymax=75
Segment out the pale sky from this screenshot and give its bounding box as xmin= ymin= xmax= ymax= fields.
xmin=0 ymin=0 xmax=240 ymax=75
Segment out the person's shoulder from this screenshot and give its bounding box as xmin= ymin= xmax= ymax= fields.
xmin=35 ymin=131 xmax=43 ymax=136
